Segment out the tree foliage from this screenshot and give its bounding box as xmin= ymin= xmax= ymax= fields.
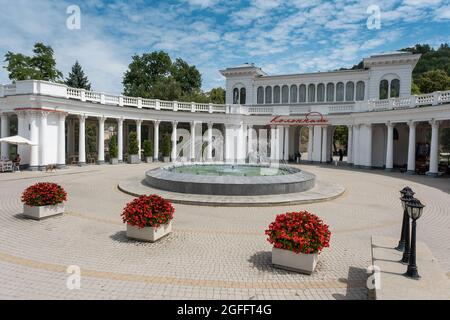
xmin=109 ymin=134 xmax=118 ymax=159
xmin=4 ymin=42 xmax=63 ymax=82
xmin=143 ymin=140 xmax=153 ymax=157
xmin=128 ymin=131 xmax=139 ymax=155
xmin=161 ymin=134 xmax=171 ymax=157
xmin=65 ymin=61 xmax=91 ymax=90
xmin=122 ymin=50 xmax=225 ymax=103
xmin=415 ymin=69 xmax=450 ymax=93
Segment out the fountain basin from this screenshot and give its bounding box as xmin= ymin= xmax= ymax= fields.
xmin=144 ymin=163 xmax=316 ymax=196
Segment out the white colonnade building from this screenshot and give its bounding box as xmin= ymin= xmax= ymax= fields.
xmin=1 ymin=51 xmax=450 ymax=176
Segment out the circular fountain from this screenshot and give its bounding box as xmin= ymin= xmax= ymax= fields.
xmin=144 ymin=163 xmax=316 ymax=196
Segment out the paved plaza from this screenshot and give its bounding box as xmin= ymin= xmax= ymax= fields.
xmin=0 ymin=163 xmax=449 ymax=300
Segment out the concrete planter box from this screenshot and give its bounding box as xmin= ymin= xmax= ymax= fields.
xmin=128 ymin=154 xmax=140 ymax=164
xmin=126 ymin=221 xmax=172 ymax=242
xmin=272 ymin=247 xmax=319 ymax=274
xmin=145 ymin=157 xmax=153 ymax=163
xmin=23 ymin=203 xmax=65 ymax=220
xmin=110 ymin=158 xmax=119 ymax=165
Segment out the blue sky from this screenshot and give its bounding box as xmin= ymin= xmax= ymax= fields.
xmin=0 ymin=0 xmax=449 ymax=94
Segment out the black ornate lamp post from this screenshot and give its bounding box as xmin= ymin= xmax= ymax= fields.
xmin=404 ymin=198 xmax=425 ymax=280
xmin=396 ymin=187 xmax=415 ymax=251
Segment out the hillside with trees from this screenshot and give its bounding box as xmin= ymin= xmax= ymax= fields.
xmin=342 ymin=43 xmax=450 ymax=94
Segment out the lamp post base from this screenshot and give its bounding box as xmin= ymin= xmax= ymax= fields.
xmin=404 ymin=269 xmax=421 ymax=280
xmin=395 ymin=241 xmax=405 ymax=252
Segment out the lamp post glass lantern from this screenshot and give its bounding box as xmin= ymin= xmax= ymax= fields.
xmin=405 ymin=198 xmax=425 ymax=280
xmin=397 ymin=187 xmax=415 ymax=253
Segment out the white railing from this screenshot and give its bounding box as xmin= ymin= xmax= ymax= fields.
xmin=1 ymin=80 xmax=449 ymax=115
xmin=328 ymin=105 xmax=354 ymax=113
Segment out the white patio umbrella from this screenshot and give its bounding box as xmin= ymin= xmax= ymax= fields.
xmin=0 ymin=135 xmax=37 ymax=146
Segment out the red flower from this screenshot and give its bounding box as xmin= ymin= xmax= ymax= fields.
xmin=21 ymin=182 xmax=68 ymax=206
xmin=121 ymin=194 xmax=174 ymax=228
xmin=265 ymin=211 xmax=331 ymax=254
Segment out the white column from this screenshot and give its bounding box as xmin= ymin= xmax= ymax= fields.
xmin=237 ymin=122 xmax=245 ymax=163
xmin=284 ymin=126 xmax=289 ymax=161
xmin=277 ymin=126 xmax=284 ymax=160
xmin=385 ymin=122 xmax=394 ymax=171
xmin=307 ymin=126 xmax=313 ymax=162
xmin=1 ymin=114 xmax=9 ymax=159
xmin=312 ymin=126 xmax=322 ymax=162
xmin=321 ymin=125 xmax=328 ymax=163
xmin=247 ymin=124 xmax=253 ymax=155
xmin=39 ymin=112 xmax=48 ymax=168
xmin=190 ymin=121 xmax=196 ymax=162
xmin=153 ymin=120 xmax=159 ymax=161
xmin=57 ymin=113 xmax=66 ymax=168
xmin=207 ymin=122 xmax=213 ymax=161
xmin=136 ymin=119 xmax=142 ymax=160
xmin=347 ymin=125 xmax=353 ymax=164
xmin=78 ymin=115 xmax=86 ymax=165
xmin=224 ymin=125 xmax=233 ymax=162
xmin=270 ymin=126 xmax=277 ymax=162
xmin=365 ymin=124 xmax=373 ymax=168
xmin=407 ymin=121 xmax=416 ymax=173
xmin=117 ymin=118 xmax=124 ymax=162
xmin=97 ymin=116 xmax=106 ymax=164
xmin=428 ymin=120 xmax=440 ymax=176
xmin=16 ymin=112 xmax=27 ymax=163
xmin=28 ymin=112 xmax=39 ymax=170
xmin=171 ymin=121 xmax=178 ymax=162
xmin=353 ymin=124 xmax=359 ymax=166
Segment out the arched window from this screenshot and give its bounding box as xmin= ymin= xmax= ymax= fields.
xmin=345 ymin=82 xmax=354 ymax=101
xmin=390 ymin=79 xmax=400 ymax=98
xmin=273 ymin=86 xmax=281 ymax=103
xmin=356 ymin=81 xmax=365 ymax=101
xmin=281 ymin=85 xmax=289 ymax=103
xmin=290 ymin=85 xmax=297 ymax=103
xmin=326 ymin=83 xmax=335 ymax=102
xmin=299 ymin=84 xmax=306 ymax=102
xmin=240 ymin=88 xmax=246 ymax=104
xmin=317 ymin=83 xmax=325 ymax=102
xmin=233 ymin=88 xmax=239 ymax=104
xmin=257 ymin=86 xmax=264 ymax=104
xmin=308 ymin=84 xmax=315 ymax=102
xmin=379 ymin=80 xmax=389 ymax=99
xmin=336 ymin=82 xmax=344 ymax=101
xmin=265 ymin=86 xmax=272 ymax=104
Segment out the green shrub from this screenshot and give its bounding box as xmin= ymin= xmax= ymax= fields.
xmin=128 ymin=131 xmax=139 ymax=155
xmin=162 ymin=134 xmax=171 ymax=157
xmin=109 ymin=134 xmax=118 ymax=158
xmin=143 ymin=140 xmax=153 ymax=157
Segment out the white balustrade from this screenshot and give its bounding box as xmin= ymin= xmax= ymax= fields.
xmin=1 ymin=81 xmax=450 ymax=116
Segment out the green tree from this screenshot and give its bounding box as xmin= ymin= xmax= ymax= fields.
xmin=4 ymin=42 xmax=63 ymax=82
xmin=65 ymin=61 xmax=91 ymax=90
xmin=415 ymin=70 xmax=450 ymax=93
xmin=171 ymin=58 xmax=202 ymax=95
xmin=109 ymin=134 xmax=118 ymax=159
xmin=86 ymin=123 xmax=97 ymax=156
xmin=208 ymin=87 xmax=226 ymax=104
xmin=123 ymin=51 xmax=173 ymax=98
xmin=161 ymin=134 xmax=171 ymax=157
xmin=123 ymin=50 xmax=207 ymax=102
xmin=128 ymin=131 xmax=139 ymax=155
xmin=143 ymin=140 xmax=153 ymax=157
